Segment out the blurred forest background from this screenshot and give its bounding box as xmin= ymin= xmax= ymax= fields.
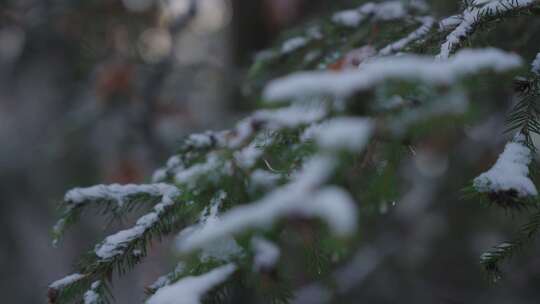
xmin=1 ymin=0 xmax=540 ymax=303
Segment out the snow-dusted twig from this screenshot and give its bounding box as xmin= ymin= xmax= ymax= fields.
xmin=53 ymin=183 xmax=179 ymax=246
xmin=438 ymin=0 xmax=536 ymax=59
xmin=48 ymin=184 xmax=182 ymax=302
xmin=48 ymin=273 xmax=87 ymax=303
xmin=379 ymin=16 xmax=435 ymax=55
xmin=49 ymin=273 xmax=86 ymax=291
xmin=64 ymin=183 xmax=178 ymax=208
xmin=94 ymin=185 xmax=180 ymax=259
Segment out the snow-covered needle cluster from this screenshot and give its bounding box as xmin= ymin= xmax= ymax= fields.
xmin=474 ymin=134 xmax=538 ymax=198
xmin=49 ymin=0 xmax=540 ymax=303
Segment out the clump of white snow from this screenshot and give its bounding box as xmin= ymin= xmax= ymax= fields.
xmin=332 ymin=10 xmax=365 ymax=27
xmin=252 ymin=237 xmax=280 ymax=271
xmin=307 ymin=117 xmax=374 ymax=152
xmin=250 ymin=169 xmax=281 ymax=189
xmin=531 ymin=52 xmax=540 ymax=75
xmin=146 ymin=264 xmax=236 ymax=304
xmin=83 ymin=281 xmax=101 ymax=304
xmin=332 ymin=1 xmax=407 ymax=27
xmin=474 ymin=135 xmax=538 ymax=197
xmin=234 ymin=140 xmax=264 ymax=170
xmin=367 ymin=1 xmax=407 ymax=20
xmin=281 ymin=37 xmax=308 ymax=54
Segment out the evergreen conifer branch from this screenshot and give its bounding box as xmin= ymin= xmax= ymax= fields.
xmin=52 ymin=184 xmax=178 ymax=246
xmin=480 ymin=209 xmax=540 ymax=281
xmin=438 ymin=0 xmax=539 ymax=59
xmin=47 ymin=1 xmax=540 ymax=303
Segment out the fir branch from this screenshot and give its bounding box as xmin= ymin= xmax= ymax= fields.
xmin=48 ymin=186 xmax=187 ymax=304
xmin=52 ymin=184 xmax=177 ymax=246
xmin=438 ymin=0 xmax=538 ymax=59
xmin=480 ymin=209 xmax=540 ymax=281
xmin=505 ymin=94 xmax=540 ymax=151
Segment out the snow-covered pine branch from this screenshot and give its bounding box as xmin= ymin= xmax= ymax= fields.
xmin=263 ymin=48 xmax=522 ymax=101
xmin=438 ymin=0 xmax=537 ymax=59
xmin=53 ymin=183 xmax=180 ymax=246
xmin=49 ymin=186 xmax=180 ymax=303
xmin=94 ymin=187 xmax=179 ymax=259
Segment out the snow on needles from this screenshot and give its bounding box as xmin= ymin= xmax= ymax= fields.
xmin=49 ymin=273 xmax=85 ymax=290
xmin=176 ymin=191 xmax=243 ymax=262
xmin=532 ymin=52 xmax=540 ymax=75
xmin=332 ymin=1 xmax=407 ymax=27
xmin=438 ymin=15 xmax=462 ymax=31
xmin=379 ymin=16 xmax=434 ymax=55
xmin=438 ymin=0 xmax=534 ymax=59
xmin=176 ymin=155 xmax=358 ymax=254
xmin=65 ymin=183 xmax=178 ymax=208
xmin=263 ymin=48 xmax=522 ymax=101
xmin=252 ymin=237 xmax=280 ymax=271
xmin=83 ymin=281 xmax=101 ymax=304
xmin=148 ymin=263 xmax=185 ymax=292
xmin=253 ymin=104 xmax=327 ymax=129
xmin=94 ymin=185 xmax=180 ymax=259
xmin=304 ymin=117 xmax=374 ymax=152
xmin=281 ymin=37 xmax=308 ymax=54
xmin=146 ymin=264 xmax=236 ymax=304
xmin=474 ymin=135 xmax=538 ymax=197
